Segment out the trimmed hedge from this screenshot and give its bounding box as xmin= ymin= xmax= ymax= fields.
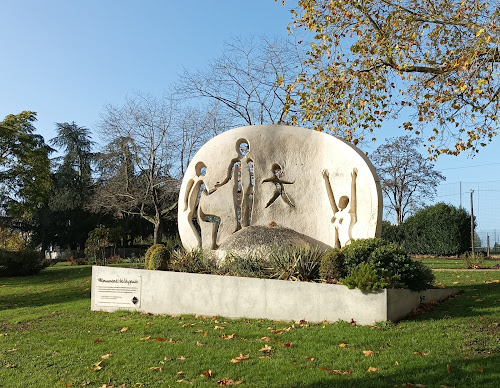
xmin=0 ymin=249 xmax=49 ymax=277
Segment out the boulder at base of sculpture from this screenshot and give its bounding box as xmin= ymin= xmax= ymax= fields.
xmin=178 ymin=125 xmax=382 ymax=254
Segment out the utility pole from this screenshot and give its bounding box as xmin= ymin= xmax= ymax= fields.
xmin=487 ymin=234 xmax=490 ymax=257
xmin=470 ymin=189 xmax=474 ymax=253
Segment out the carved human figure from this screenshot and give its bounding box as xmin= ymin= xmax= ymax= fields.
xmin=322 ymin=168 xmax=358 ymax=248
xmin=214 ymin=139 xmax=254 ymax=228
xmin=262 ymin=163 xmax=295 ymax=208
xmin=183 ymin=162 xmax=211 ymax=247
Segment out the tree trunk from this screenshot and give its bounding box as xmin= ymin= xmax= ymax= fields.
xmin=153 ymin=217 xmax=164 ymax=244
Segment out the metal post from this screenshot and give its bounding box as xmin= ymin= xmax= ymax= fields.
xmin=487 ymin=234 xmax=490 ymax=257
xmin=470 ymin=189 xmax=474 ymax=253
xmin=459 ymin=181 xmax=462 ymax=208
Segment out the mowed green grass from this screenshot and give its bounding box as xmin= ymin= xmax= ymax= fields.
xmin=0 ymin=263 xmax=499 ymax=387
xmin=414 ymin=256 xmax=500 ymax=269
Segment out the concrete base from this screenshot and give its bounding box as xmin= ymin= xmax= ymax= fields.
xmin=91 ymin=266 xmax=458 ymax=325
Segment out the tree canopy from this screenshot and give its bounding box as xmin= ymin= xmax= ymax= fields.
xmin=284 ymin=0 xmax=499 ymax=158
xmin=0 ymin=111 xmax=52 ymax=220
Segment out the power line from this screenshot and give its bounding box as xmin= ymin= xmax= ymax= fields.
xmin=440 ymin=162 xmax=500 ymax=171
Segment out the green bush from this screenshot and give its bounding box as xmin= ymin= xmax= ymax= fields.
xmin=319 ymin=248 xmax=345 ymax=283
xmin=321 ymin=238 xmax=435 ymax=291
xmin=342 ymin=262 xmax=391 ymax=291
xmin=268 ymin=245 xmax=324 ymax=281
xmin=144 ymin=244 xmax=164 ymax=270
xmin=149 ymin=245 xmax=170 ymax=270
xmin=0 ymin=249 xmax=49 ymax=277
xmin=402 ymin=203 xmax=471 ymax=256
xmin=218 ymin=251 xmax=269 ymax=278
xmin=170 ymin=248 xmax=217 ymax=274
xmin=461 ymin=251 xmax=485 ymax=269
xmin=380 ymin=220 xmax=404 ymax=245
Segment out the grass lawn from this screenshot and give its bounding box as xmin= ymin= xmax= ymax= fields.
xmin=0 ymin=262 xmax=499 ymax=387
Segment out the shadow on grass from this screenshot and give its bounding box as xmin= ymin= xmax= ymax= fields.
xmin=292 ymin=353 xmax=500 ymax=388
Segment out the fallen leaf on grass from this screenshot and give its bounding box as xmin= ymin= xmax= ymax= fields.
xmin=474 ymin=366 xmax=484 ymax=372
xmin=283 ymin=341 xmax=293 ymax=347
xmin=195 ymin=329 xmax=204 ymax=333
xmin=259 ymin=336 xmax=271 ymax=342
xmin=177 ymin=356 xmax=186 ymax=361
xmin=231 ymin=354 xmax=250 ymax=363
xmin=446 ymin=364 xmax=451 ymax=373
xmin=3 ymin=348 xmax=19 ymax=353
xmin=305 ymin=356 xmax=316 ymax=361
xmin=259 ymin=344 xmax=273 ymax=353
xmin=214 ymin=326 xmax=225 ymax=330
xmin=120 ymin=327 xmax=129 ymax=333
xmin=101 ymin=353 xmax=112 ymax=359
xmin=140 ymin=336 xmax=152 ymax=341
xmin=149 ymin=366 xmax=162 ymax=371
xmin=93 ymin=361 xmax=104 ymax=371
xmin=221 ymin=333 xmax=235 ymax=339
xmin=164 ymin=357 xmax=175 ymax=361
xmin=201 ymin=369 xmax=212 ymax=377
xmin=338 ymin=343 xmax=347 ymax=348
xmin=363 ymin=350 xmax=374 ymax=356
xmin=320 ymin=367 xmax=351 ymax=375
xmin=154 ymin=337 xmax=165 ymax=342
xmin=5 ymin=364 xmax=16 ymax=368
xmin=395 ymin=361 xmax=399 ymax=365
xmin=182 ymin=323 xmax=194 ymax=327
xmin=196 ymin=341 xmax=205 ymax=346
xmin=217 ymin=378 xmax=243 ymax=386
xmin=93 ymin=339 xmax=103 ymax=343
xmin=259 ymin=355 xmax=271 ymax=359
xmin=367 ymin=366 xmax=378 ymax=372
xmin=177 ymin=371 xmax=184 ymax=375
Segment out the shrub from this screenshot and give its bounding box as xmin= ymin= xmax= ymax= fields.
xmin=85 ymin=226 xmax=110 ymax=264
xmin=149 ymin=245 xmax=170 ymax=270
xmin=461 ymin=251 xmax=485 ymax=269
xmin=268 ymin=245 xmax=323 ymax=281
xmin=402 ymin=203 xmax=471 ymax=256
xmin=380 ymin=220 xmax=404 ymax=245
xmin=342 ymin=262 xmax=391 ymax=291
xmin=319 ymin=248 xmax=345 ymax=282
xmin=0 ymin=249 xmax=50 ymax=277
xmin=337 ymin=238 xmax=435 ymax=291
xmin=170 ymin=248 xmax=217 ymax=274
xmin=144 ymin=244 xmax=164 ymax=270
xmin=218 ymin=251 xmax=269 ymax=278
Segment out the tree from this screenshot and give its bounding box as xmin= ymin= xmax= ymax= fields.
xmin=285 ymin=0 xmax=499 ymax=158
xmin=179 ymin=36 xmax=303 ymax=126
xmin=371 ymin=135 xmax=445 ymax=224
xmin=93 ymin=93 xmax=179 ymax=244
xmin=0 ymin=111 xmax=52 ymax=221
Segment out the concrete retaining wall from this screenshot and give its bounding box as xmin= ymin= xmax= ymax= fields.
xmin=91 ymin=266 xmax=458 ymax=325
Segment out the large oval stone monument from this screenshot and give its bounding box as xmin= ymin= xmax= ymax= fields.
xmin=178 ymin=125 xmax=382 ymax=251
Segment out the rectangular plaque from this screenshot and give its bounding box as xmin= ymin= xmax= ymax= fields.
xmin=94 ymin=274 xmax=142 ymax=308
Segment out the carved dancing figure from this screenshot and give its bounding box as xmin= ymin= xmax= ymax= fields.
xmin=322 ymin=168 xmax=357 ymax=248
xmin=262 ymin=163 xmax=295 ymax=208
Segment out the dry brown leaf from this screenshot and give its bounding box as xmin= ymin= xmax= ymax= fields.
xmin=214 ymin=326 xmax=225 ymax=330
xmin=195 ymin=329 xmax=203 ymax=333
xmin=395 ymin=361 xmax=399 ymax=365
xmin=120 ymin=327 xmax=129 ymax=333
xmin=154 ymin=337 xmax=164 ymax=342
xmin=217 ymin=378 xmax=243 ymax=386
xmin=204 ymin=331 xmax=208 ymax=337
xmin=182 ymin=324 xmax=194 ymax=327
xmin=474 ymin=366 xmax=484 ymax=372
xmin=363 ymin=350 xmax=374 ymax=356
xmin=140 ymin=336 xmax=152 ymax=341
xmin=320 ymin=367 xmax=351 ymax=375
xmin=446 ymin=364 xmax=451 ymax=373
xmin=93 ymin=360 xmax=104 ymax=371
xmin=177 ymin=356 xmax=186 ymax=361
xmin=93 ymin=339 xmax=103 ymax=343
xmin=5 ymin=364 xmax=16 ymax=368
xmin=201 ymin=369 xmax=212 ymax=377
xmin=367 ymin=366 xmax=378 ymax=372
xmin=101 ymin=353 xmax=113 ymax=359
xmin=259 ymin=344 xmax=273 ymax=353
xmin=260 ymin=336 xmax=271 ymax=342
xmin=4 ymin=348 xmax=19 ymax=353
xmin=164 ymin=357 xmax=174 ymax=361
xmin=150 ymin=366 xmax=162 ymax=371
xmin=196 ymin=341 xmax=205 ymax=346
xmin=338 ymin=343 xmax=347 ymax=348
xmin=177 ymin=371 xmax=184 ymax=375
xmin=221 ymin=333 xmax=235 ymax=339
xmin=283 ymin=341 xmax=293 ymax=347
xmin=259 ymin=355 xmax=271 ymax=359
xmin=231 ymin=354 xmax=250 ymax=363
xmin=305 ymin=356 xmax=315 ymax=361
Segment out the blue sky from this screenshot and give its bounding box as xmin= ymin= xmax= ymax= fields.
xmin=1 ymin=0 xmax=499 ymax=236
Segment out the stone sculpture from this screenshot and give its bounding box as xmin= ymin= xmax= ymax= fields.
xmin=178 ymin=125 xmax=382 ymax=251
